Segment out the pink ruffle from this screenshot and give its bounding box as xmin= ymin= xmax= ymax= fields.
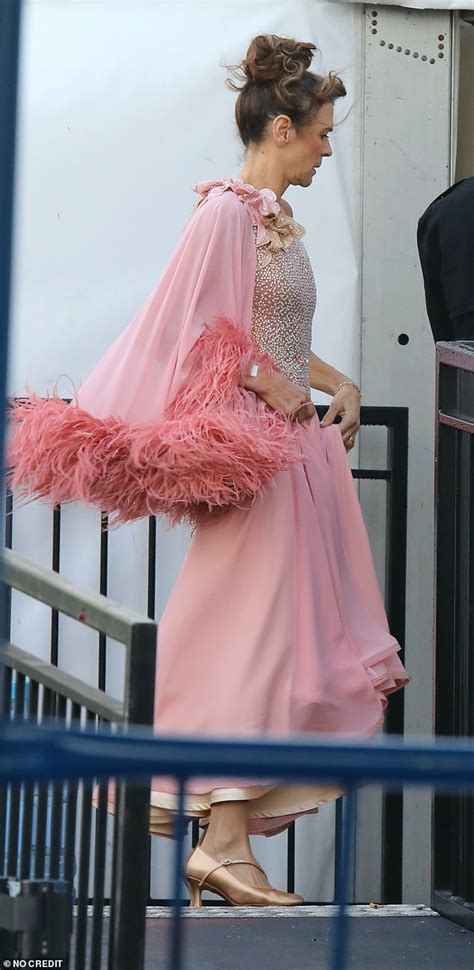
xmin=6 ymin=316 xmax=303 ymax=528
xmin=192 ymin=177 xmax=281 ymax=245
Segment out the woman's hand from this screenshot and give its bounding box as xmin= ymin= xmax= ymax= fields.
xmin=240 ymin=363 xmax=316 ymax=423
xmin=320 ymin=384 xmax=360 ymax=451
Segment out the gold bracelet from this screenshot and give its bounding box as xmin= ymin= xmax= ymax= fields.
xmin=334 ymin=379 xmax=361 ymax=396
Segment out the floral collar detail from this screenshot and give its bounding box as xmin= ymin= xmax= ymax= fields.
xmin=192 ymin=177 xmax=306 ymax=264
xmin=254 ymin=208 xmax=306 ymax=269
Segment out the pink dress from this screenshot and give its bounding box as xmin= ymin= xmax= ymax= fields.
xmin=146 ymin=185 xmax=411 ymax=838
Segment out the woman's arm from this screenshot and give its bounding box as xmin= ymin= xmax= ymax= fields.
xmin=310 ymin=350 xmax=361 ymax=449
xmin=309 ymin=350 xmax=351 ymax=395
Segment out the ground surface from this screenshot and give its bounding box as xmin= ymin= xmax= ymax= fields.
xmin=142 ymin=911 xmax=473 ymax=970
xmin=71 ymin=906 xmax=474 ymax=969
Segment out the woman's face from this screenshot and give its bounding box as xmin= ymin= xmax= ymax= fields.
xmin=273 ymin=101 xmax=334 ymax=188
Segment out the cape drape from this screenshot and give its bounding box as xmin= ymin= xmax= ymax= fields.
xmin=7 ymin=185 xmax=306 ymax=527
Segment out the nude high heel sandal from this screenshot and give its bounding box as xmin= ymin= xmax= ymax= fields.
xmin=184 ymin=846 xmax=304 ymax=907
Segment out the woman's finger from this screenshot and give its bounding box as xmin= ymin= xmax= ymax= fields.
xmin=343 ymin=429 xmax=358 ymax=449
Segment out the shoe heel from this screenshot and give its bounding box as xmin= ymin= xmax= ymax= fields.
xmin=186 ymin=877 xmax=202 ymax=907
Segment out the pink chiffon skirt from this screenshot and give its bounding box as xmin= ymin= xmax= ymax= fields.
xmin=139 ymin=411 xmax=410 ymax=837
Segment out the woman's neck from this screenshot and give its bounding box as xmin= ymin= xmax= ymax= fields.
xmin=237 ymin=166 xmax=288 ymax=203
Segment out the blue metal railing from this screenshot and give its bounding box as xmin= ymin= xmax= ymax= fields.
xmin=2 ymin=720 xmax=474 ymax=969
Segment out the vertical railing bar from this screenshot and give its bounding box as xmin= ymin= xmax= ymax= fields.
xmin=1 ymin=491 xmax=13 ymax=641
xmin=146 ymin=515 xmax=156 ymax=905
xmin=19 ymin=677 xmax=39 ymax=878
xmin=64 ymin=701 xmax=80 ymax=898
xmin=94 ymin=514 xmax=108 ymax=968
xmin=112 ymin=619 xmax=156 ymax=970
xmin=333 ymin=794 xmax=344 ymax=902
xmin=7 ymin=670 xmax=24 ymax=875
xmin=382 ymin=410 xmax=408 ymax=902
xmin=107 ymin=776 xmax=123 ymax=970
xmin=90 ymin=718 xmax=110 ymax=970
xmin=4 ymin=490 xmax=12 ymax=548
xmin=0 ymin=659 xmax=11 ymax=718
xmin=33 ymin=686 xmax=54 ymax=878
xmin=331 ymin=788 xmax=356 ymax=970
xmin=98 ymin=513 xmax=108 ymax=692
xmin=191 ymin=818 xmax=200 ymax=848
xmin=0 ymin=663 xmax=12 ymax=867
xmin=26 ymin=677 xmax=39 ymax=721
xmin=74 ymin=708 xmax=95 ymax=970
xmin=50 ymin=504 xmax=61 ymax=668
xmin=169 ymin=776 xmax=187 ymax=970
xmin=286 ymin=820 xmax=295 ymax=893
xmin=0 ymin=665 xmax=12 ymax=874
xmin=147 ymin=515 xmax=156 ymax=621
xmin=49 ymin=692 xmax=67 ymax=879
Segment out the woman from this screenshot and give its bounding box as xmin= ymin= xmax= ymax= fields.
xmin=8 ymin=34 xmax=410 ymax=906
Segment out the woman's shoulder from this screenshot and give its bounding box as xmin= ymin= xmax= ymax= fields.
xmin=191 ymin=177 xmax=281 ymax=224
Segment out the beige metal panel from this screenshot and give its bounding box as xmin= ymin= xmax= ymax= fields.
xmin=455 ymin=19 xmax=474 ymax=179
xmin=359 ymin=3 xmax=453 ymax=903
xmin=330 ymin=0 xmax=473 ymax=8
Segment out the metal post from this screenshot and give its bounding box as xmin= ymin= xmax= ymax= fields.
xmin=382 ymin=408 xmax=409 ymax=902
xmin=111 ymin=621 xmax=156 ymax=970
xmin=331 ymin=789 xmax=356 ymax=970
xmin=169 ymin=777 xmax=188 ymax=970
xmin=0 ymin=0 xmax=22 ymax=593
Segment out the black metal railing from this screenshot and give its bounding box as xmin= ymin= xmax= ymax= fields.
xmin=433 ymin=339 xmax=474 ymax=929
xmin=0 ymin=549 xmax=157 ymax=969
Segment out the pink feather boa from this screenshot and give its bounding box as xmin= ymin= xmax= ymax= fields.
xmin=6 ymin=316 xmax=304 ymax=528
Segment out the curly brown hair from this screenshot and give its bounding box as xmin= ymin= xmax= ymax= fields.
xmin=223 ymin=34 xmax=347 ymax=148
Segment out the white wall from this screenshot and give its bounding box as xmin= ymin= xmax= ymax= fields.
xmin=9 ymin=0 xmax=361 ymax=903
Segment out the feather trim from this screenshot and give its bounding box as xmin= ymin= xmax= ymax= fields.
xmin=6 ymin=316 xmax=302 ymax=528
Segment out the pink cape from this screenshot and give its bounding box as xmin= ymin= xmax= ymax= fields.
xmin=7 ymin=181 xmax=306 ymax=527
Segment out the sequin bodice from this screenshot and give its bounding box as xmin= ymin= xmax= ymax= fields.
xmin=250 ymin=225 xmax=316 ymax=394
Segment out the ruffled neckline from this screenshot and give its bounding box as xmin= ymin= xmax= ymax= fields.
xmin=192 ymin=177 xmax=306 ymax=265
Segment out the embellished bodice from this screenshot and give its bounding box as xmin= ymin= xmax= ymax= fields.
xmin=191 ymin=177 xmax=317 ymax=393
xmin=251 ymin=226 xmax=316 ymax=394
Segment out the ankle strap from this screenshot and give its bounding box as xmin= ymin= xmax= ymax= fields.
xmin=199 ymin=857 xmax=265 ymax=887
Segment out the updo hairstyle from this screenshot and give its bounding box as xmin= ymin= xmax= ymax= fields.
xmin=224 ymin=34 xmax=347 ymax=148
